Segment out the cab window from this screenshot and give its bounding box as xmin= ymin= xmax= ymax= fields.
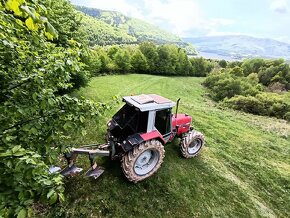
xmin=155 ymin=109 xmax=171 ymax=135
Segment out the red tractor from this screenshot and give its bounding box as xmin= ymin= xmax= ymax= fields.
xmin=54 ymin=94 xmax=205 ymax=183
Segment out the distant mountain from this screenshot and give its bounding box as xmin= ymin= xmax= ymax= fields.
xmin=76 ymin=6 xmax=196 ymax=54
xmin=183 ymin=35 xmax=290 ymax=60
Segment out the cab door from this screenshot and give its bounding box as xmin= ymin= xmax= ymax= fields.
xmin=154 ymin=109 xmax=172 ymax=141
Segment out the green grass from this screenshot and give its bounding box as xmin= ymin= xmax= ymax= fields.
xmin=45 ymin=74 xmax=290 ymax=218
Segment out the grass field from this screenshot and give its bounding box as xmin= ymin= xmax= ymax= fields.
xmin=45 ymin=74 xmax=290 ymax=218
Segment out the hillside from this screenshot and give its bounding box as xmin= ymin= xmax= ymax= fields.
xmin=79 ymin=14 xmax=137 ymax=46
xmin=76 ymin=6 xmax=196 ymax=54
xmin=45 ymin=74 xmax=290 ymax=217
xmin=183 ymin=35 xmax=290 ymax=60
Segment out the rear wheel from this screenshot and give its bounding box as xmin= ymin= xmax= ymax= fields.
xmin=180 ymin=131 xmax=204 ymax=158
xmin=122 ymin=140 xmax=165 ymax=183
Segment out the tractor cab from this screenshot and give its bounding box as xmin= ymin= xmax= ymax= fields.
xmin=108 ymin=94 xmax=176 ymax=145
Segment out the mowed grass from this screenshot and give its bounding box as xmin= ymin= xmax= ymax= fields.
xmin=46 ymin=74 xmax=290 ymax=218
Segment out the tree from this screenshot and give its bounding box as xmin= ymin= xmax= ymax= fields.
xmin=0 ymin=1 xmax=102 ymax=216
xmin=42 ymin=0 xmax=84 ymax=46
xmin=190 ymin=57 xmax=213 ymax=77
xmin=218 ymin=59 xmax=227 ymax=68
xmin=176 ymin=48 xmax=191 ymax=75
xmin=139 ymin=42 xmax=159 ymax=72
xmin=131 ymin=49 xmax=149 ymax=73
xmin=83 ymin=49 xmax=102 ymax=76
xmin=113 ymin=49 xmax=132 ymax=73
xmin=157 ymin=44 xmax=178 ymax=75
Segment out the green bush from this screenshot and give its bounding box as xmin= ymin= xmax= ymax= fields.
xmin=284 ymin=112 xmax=290 ymax=121
xmin=203 ymin=71 xmax=260 ymax=101
xmin=223 ymin=93 xmax=290 ymax=120
xmin=190 ymin=57 xmax=213 ymax=77
xmin=205 ymin=58 xmax=290 ymax=120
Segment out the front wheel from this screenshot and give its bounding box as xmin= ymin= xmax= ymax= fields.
xmin=180 ymin=131 xmax=205 ymax=158
xmin=121 ymin=140 xmax=165 ymax=183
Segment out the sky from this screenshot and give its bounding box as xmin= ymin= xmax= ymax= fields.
xmin=71 ymin=0 xmax=290 ymax=43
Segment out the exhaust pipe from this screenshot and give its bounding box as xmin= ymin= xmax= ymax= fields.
xmin=175 ymin=98 xmax=180 ymax=118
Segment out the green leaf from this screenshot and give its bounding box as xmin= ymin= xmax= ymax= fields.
xmin=45 ymin=22 xmax=58 ymax=38
xmin=81 ymin=129 xmax=87 ymax=136
xmin=47 ymin=189 xmax=55 ymax=199
xmin=49 ymin=192 xmax=58 ymax=205
xmin=17 ymin=208 xmax=27 ymax=218
xmin=63 ymin=122 xmax=72 ymax=130
xmin=20 ymin=6 xmax=36 ymax=20
xmin=25 ymin=17 xmax=35 ymax=31
xmin=58 ymin=193 xmax=65 ymax=202
xmin=44 ymin=31 xmax=54 ymax=40
xmin=5 ymin=0 xmax=23 ymax=16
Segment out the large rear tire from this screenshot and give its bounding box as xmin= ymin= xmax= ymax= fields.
xmin=121 ymin=140 xmax=165 ymax=183
xmin=180 ymin=131 xmax=204 ymax=158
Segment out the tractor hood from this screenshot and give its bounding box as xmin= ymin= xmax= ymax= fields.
xmin=172 ymin=114 xmax=192 ymax=135
xmin=172 ymin=114 xmax=192 ymax=126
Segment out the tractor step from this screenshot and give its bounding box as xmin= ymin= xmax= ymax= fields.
xmin=61 ymin=164 xmax=83 ymax=176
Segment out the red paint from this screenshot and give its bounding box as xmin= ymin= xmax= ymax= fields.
xmin=140 ymin=114 xmax=192 ymax=144
xmin=140 ymin=130 xmax=165 ymax=144
xmin=172 ymin=114 xmax=192 ymax=136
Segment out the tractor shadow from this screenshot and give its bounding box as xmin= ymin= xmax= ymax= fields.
xmin=166 ymin=137 xmax=183 ymax=158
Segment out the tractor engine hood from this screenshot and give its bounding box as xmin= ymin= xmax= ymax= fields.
xmin=172 ymin=114 xmax=192 ymax=135
xmin=172 ymin=114 xmax=192 ymax=126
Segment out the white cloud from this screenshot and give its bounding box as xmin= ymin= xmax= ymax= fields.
xmin=270 ymin=0 xmax=289 ymax=13
xmin=142 ymin=0 xmax=202 ymax=36
xmin=71 ymin=0 xmax=235 ymax=37
xmin=72 ymin=0 xmax=145 ymax=19
xmin=274 ymin=35 xmax=290 ymax=43
xmin=142 ymin=0 xmax=236 ymax=36
xmin=206 ymin=31 xmax=244 ymax=37
xmin=209 ymin=18 xmax=235 ymax=26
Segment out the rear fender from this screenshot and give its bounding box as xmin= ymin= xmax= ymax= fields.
xmin=121 ymin=131 xmax=165 ymax=152
xmin=140 ymin=130 xmax=165 ymax=144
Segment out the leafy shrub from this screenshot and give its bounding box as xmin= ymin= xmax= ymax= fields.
xmin=284 ymin=112 xmax=290 ymax=121
xmin=223 ymin=93 xmax=290 ymax=120
xmin=203 ymin=71 xmax=260 ymax=101
xmin=242 ymin=58 xmax=265 ymax=76
xmin=205 ymin=58 xmax=290 ymax=120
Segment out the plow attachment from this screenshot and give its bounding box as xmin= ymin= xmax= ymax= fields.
xmin=50 ymin=144 xmax=110 ymax=179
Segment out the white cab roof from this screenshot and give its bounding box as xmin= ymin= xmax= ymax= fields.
xmin=123 ymin=94 xmax=176 ymax=112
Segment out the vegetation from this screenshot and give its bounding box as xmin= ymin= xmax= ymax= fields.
xmin=79 ymin=14 xmax=137 ymax=46
xmin=89 ymin=43 xmax=213 ymax=76
xmin=204 ymin=58 xmax=290 ymax=120
xmin=0 ymin=0 xmax=105 ymax=216
xmin=45 ymin=74 xmax=290 ymax=217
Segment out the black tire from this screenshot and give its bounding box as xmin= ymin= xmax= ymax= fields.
xmin=121 ymin=140 xmax=165 ymax=183
xmin=180 ymin=131 xmax=205 ymax=158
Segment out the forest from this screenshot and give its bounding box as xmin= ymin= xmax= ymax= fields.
xmin=0 ymin=0 xmax=290 ymax=217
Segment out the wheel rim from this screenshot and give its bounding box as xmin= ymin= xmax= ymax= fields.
xmin=134 ymin=149 xmax=160 ymax=176
xmin=187 ymin=138 xmax=202 ymax=154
